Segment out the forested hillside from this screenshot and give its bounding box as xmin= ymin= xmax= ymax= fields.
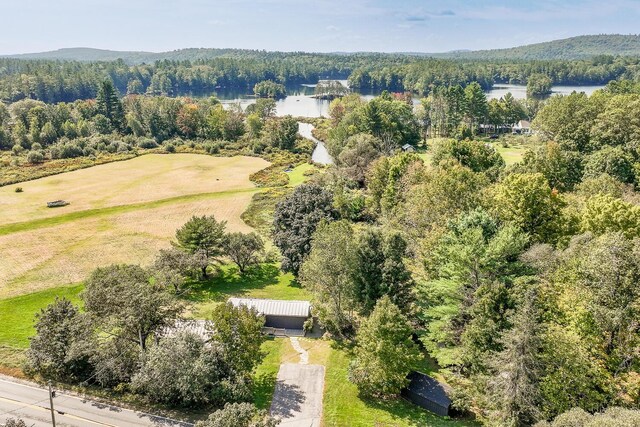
xmin=6 ymin=35 xmax=640 ymax=62
xmin=433 ymin=34 xmax=640 ymax=60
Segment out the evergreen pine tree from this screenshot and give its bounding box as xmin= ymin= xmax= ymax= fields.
xmin=96 ymin=80 xmax=125 ymax=132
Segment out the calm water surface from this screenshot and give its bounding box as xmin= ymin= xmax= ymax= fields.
xmin=298 ymin=122 xmax=333 ymax=165
xmin=219 ymin=82 xmax=605 ymax=118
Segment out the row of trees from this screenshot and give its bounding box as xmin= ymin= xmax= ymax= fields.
xmin=0 ymin=82 xmax=304 ymax=165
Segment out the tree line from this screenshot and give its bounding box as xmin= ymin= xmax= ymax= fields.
xmin=1 ymin=53 xmax=639 ymax=103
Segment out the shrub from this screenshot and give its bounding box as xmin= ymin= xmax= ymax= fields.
xmin=60 ymin=143 xmax=83 ymax=158
xmin=137 ymin=138 xmax=158 ymax=149
xmin=303 ymin=317 xmax=314 ymax=333
xmin=249 ymin=165 xmax=289 ymax=187
xmin=15 ymin=187 xmax=23 ymax=193
xmin=26 ymin=150 xmax=45 ymax=164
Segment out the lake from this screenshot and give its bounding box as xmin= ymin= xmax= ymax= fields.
xmin=486 ymin=84 xmax=604 ymax=100
xmin=219 ymin=81 xmax=605 ymax=118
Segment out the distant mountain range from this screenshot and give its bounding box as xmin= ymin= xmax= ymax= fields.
xmin=4 ymin=34 xmax=640 ymax=63
xmin=430 ymin=34 xmax=640 ymax=60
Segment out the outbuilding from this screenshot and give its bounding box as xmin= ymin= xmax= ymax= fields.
xmin=512 ymin=120 xmax=531 ymax=134
xmin=228 ymin=298 xmax=311 ymax=330
xmin=402 ymin=143 xmax=415 ymax=152
xmin=401 ymin=371 xmax=452 ymax=417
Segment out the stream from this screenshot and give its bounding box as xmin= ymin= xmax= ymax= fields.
xmin=298 ymin=122 xmax=333 ymax=165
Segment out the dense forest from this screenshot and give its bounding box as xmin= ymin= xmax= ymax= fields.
xmin=1 ymin=52 xmax=639 ymax=103
xmin=432 ymin=34 xmax=640 ymax=60
xmin=272 ymin=80 xmax=640 ymax=425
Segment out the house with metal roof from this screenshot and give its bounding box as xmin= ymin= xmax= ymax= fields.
xmin=228 ymin=298 xmax=311 ymax=330
xmin=401 ymin=371 xmax=452 ymax=417
xmin=160 ymin=319 xmax=213 ymax=341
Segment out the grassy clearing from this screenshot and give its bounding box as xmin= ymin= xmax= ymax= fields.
xmin=186 ymin=263 xmax=310 ymax=318
xmin=0 ymin=154 xmax=269 ymax=298
xmin=420 ymin=136 xmax=529 ymax=168
xmin=321 ymin=342 xmax=477 ymax=427
xmin=286 ymin=163 xmax=317 ymax=186
xmin=493 ymin=143 xmax=526 ymax=165
xmin=253 ymin=337 xmax=298 ymax=410
xmin=0 ymin=154 xmax=268 ymax=225
xmin=0 ymin=284 xmax=83 ymax=372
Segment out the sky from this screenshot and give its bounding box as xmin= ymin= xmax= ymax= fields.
xmin=1 ymin=0 xmax=639 ymax=54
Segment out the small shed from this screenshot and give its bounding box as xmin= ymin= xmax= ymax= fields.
xmin=228 ymin=298 xmax=311 ymax=330
xmin=402 ymin=143 xmax=415 ymax=152
xmin=401 ymin=371 xmax=452 ymax=417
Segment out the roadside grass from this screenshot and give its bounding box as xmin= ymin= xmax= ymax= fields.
xmin=319 ymin=341 xmax=477 ymax=427
xmin=0 ymin=284 xmax=83 ymax=349
xmin=185 ymin=263 xmax=310 ymax=318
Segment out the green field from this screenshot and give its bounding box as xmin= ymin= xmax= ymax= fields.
xmin=0 ymin=154 xmax=268 ymax=299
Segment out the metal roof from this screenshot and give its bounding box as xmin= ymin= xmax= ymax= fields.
xmin=228 ymin=298 xmax=311 ymax=317
xmin=160 ymin=320 xmax=213 ymax=341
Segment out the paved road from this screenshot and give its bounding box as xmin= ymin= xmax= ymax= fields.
xmin=270 ymin=363 xmax=325 ymax=427
xmin=0 ymin=377 xmax=192 ymax=427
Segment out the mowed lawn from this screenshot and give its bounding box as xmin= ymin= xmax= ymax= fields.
xmin=186 ymin=263 xmax=311 ymax=318
xmin=0 ymin=154 xmax=269 ymax=298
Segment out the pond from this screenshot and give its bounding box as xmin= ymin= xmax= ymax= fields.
xmin=218 ymin=81 xmax=605 ymax=118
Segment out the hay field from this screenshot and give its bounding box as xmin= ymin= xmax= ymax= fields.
xmin=0 ymin=154 xmax=269 ymax=298
xmin=0 ymin=154 xmax=268 ymax=224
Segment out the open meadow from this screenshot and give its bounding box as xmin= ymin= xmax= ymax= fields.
xmin=0 ymin=154 xmax=269 ymax=298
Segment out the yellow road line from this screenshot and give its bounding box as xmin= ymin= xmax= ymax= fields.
xmin=0 ymin=396 xmax=118 ymax=426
